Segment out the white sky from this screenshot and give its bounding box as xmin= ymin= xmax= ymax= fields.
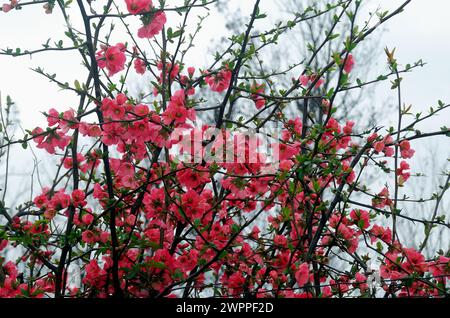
xmin=1 ymin=1 xmax=449 ymax=128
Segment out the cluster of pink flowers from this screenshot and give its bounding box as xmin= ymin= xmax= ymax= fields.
xmin=134 ymin=58 xmax=146 ymax=74
xmin=157 ymin=61 xmax=180 ymax=82
xmin=343 ymin=54 xmax=355 ymax=73
xmin=371 ymin=133 xmax=395 ymax=157
xmin=397 ymin=160 xmax=411 ymax=185
xmin=31 ymin=126 xmax=71 ymax=154
xmin=372 ymin=187 xmax=393 ymax=209
xmin=251 ymin=82 xmax=266 ymax=109
xmin=299 ymin=74 xmax=325 ymax=89
xmin=205 ymin=68 xmax=232 ymax=92
xmin=162 ymin=89 xmax=196 ymax=125
xmin=62 ymin=152 xmax=100 ymax=174
xmin=399 ymin=140 xmax=415 ymax=159
xmin=369 ymin=224 xmax=393 ymax=244
xmin=1 ymin=0 xmax=17 ymax=13
xmin=100 ymin=94 xmax=168 ymax=156
xmin=96 ymin=43 xmax=127 ymax=77
xmin=33 ymin=188 xmax=81 ymax=220
xmin=0 ymin=260 xmax=53 ymax=297
xmin=124 ymin=0 xmax=166 ymax=39
xmin=125 ymin=0 xmax=152 ymax=14
xmin=138 ymin=11 xmax=167 ymax=39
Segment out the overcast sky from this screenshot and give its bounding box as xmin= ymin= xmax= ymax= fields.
xmin=1 ymin=1 xmax=449 ymax=126
xmin=0 ymin=1 xmax=448 ymax=129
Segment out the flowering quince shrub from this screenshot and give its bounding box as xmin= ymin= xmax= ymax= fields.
xmin=0 ymin=0 xmax=450 ymax=299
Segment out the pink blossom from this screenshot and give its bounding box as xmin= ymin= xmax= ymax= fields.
xmin=400 ymin=140 xmax=415 ymax=158
xmin=46 ymin=108 xmax=60 ymax=126
xmin=251 ymin=83 xmax=266 ymax=109
xmin=205 ymin=68 xmax=232 ymax=92
xmin=349 ymin=209 xmax=370 ymax=229
xmin=96 ymin=43 xmax=127 ymax=77
xmin=134 ymin=58 xmax=146 ymax=74
xmin=71 ymin=189 xmax=86 ymax=206
xmin=2 ymin=4 xmax=12 ymax=12
xmin=82 ymin=213 xmax=94 ymax=225
xmin=295 ymin=263 xmax=310 ymax=287
xmin=0 ymin=239 xmax=7 ymax=252
xmin=299 ymin=74 xmax=324 ymax=88
xmin=82 ymin=230 xmax=97 ymax=244
xmin=138 ymin=11 xmax=166 ymax=39
xmin=343 ymin=54 xmax=355 ymax=73
xmin=125 ymin=0 xmax=152 ymax=15
xmin=299 ymin=75 xmax=309 ymax=86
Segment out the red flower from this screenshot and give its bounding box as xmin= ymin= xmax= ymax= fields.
xmin=343 ymin=54 xmax=355 ymax=73
xmin=96 ymin=43 xmax=127 ymax=77
xmin=349 ymin=209 xmax=370 ymax=229
xmin=162 ymin=89 xmax=196 ymax=125
xmin=71 ymin=189 xmax=86 ymax=206
xmin=397 ymin=160 xmax=411 ymax=185
xmin=0 ymin=239 xmax=7 ymax=252
xmin=400 ymin=140 xmax=415 ymax=159
xmin=125 ymin=0 xmax=152 ymax=15
xmin=205 ymin=68 xmax=232 ymax=92
xmin=295 ymin=263 xmax=310 ymax=287
xmin=82 ymin=230 xmax=97 ymax=244
xmin=251 ymin=83 xmax=266 ymax=109
xmin=134 ymin=58 xmax=146 ymax=74
xmin=402 ymin=248 xmax=428 ymax=274
xmin=138 ymin=11 xmax=166 ymax=39
xmin=299 ymin=74 xmax=324 ymax=88
xmin=369 ymin=224 xmax=392 ymax=244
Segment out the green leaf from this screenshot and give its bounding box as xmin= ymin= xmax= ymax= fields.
xmin=148 ymin=260 xmax=166 ymax=269
xmin=329 ymin=33 xmax=340 ymax=40
xmin=376 ymin=241 xmax=383 ymax=252
xmin=171 ymin=29 xmax=183 ymax=39
xmin=74 ymin=80 xmax=81 ymax=91
xmin=231 ymin=224 xmax=240 ymax=234
xmin=357 ymin=220 xmax=365 ymax=229
xmin=281 ymin=207 xmax=291 ymax=221
xmin=440 ymin=126 xmax=450 ymax=137
xmin=256 ymin=13 xmax=267 ymax=19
